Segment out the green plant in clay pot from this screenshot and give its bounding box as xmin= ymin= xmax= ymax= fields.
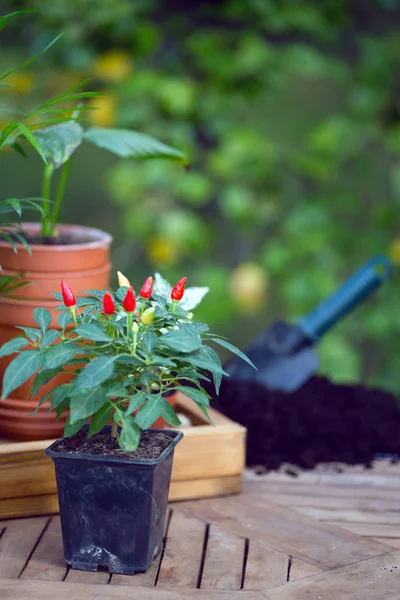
xmin=0 ymin=11 xmax=187 ymax=440
xmin=0 ymin=272 xmax=255 ymax=574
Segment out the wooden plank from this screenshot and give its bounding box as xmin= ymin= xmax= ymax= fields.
xmin=0 ymin=494 xmax=59 ymax=519
xmin=157 ymin=510 xmax=206 ymax=588
xmin=0 ymin=453 xmax=56 ymax=500
xmin=177 ymin=494 xmax=392 ymax=570
xmin=329 ymin=522 xmax=400 ymax=538
xmin=246 ymin=470 xmax=400 ymax=489
xmin=111 ymin=552 xmax=161 ymax=587
xmin=20 ymin=516 xmax=66 ymax=581
xmin=0 ymin=474 xmax=241 ymax=520
xmin=0 ymin=577 xmax=264 ymax=600
xmin=171 ymin=425 xmax=245 ymax=481
xmin=244 ymin=541 xmax=288 ymax=590
xmin=169 ymin=475 xmax=242 ymax=502
xmin=201 ymin=526 xmax=244 ymax=590
xmin=295 ymin=507 xmax=400 ymax=525
xmin=373 ymin=538 xmax=400 ymax=549
xmin=66 ymin=568 xmax=109 ymax=584
xmin=289 ymin=558 xmax=322 ymax=582
xmin=244 ymin=478 xmax=400 ymax=502
xmin=0 ymin=517 xmax=48 ymax=578
xmin=254 ymin=492 xmax=400 ymax=512
xmin=265 ymin=549 xmax=400 ymax=600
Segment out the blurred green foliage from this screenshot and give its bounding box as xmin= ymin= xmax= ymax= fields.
xmin=2 ymin=0 xmax=400 ymax=391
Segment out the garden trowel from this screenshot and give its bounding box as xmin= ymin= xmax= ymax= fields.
xmin=225 ymin=256 xmax=392 ymax=393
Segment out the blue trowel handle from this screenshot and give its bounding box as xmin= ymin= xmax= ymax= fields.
xmin=298 ymin=256 xmax=392 ymax=341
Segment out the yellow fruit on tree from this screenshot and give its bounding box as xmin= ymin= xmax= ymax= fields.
xmin=147 ymin=236 xmax=180 ymax=267
xmin=91 ymin=49 xmax=133 ymax=82
xmin=87 ymin=95 xmax=116 ymax=127
xmin=389 ymin=239 xmax=400 ymax=265
xmin=230 ymin=262 xmax=268 ymax=313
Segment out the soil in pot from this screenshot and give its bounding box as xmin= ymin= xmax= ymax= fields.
xmin=0 ymin=223 xmax=112 ymax=441
xmin=54 ymin=429 xmax=173 ymax=459
xmin=208 ymin=375 xmax=400 ymax=471
xmin=46 ymin=428 xmax=183 ymax=575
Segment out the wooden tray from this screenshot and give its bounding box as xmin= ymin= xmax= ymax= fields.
xmin=0 ymin=392 xmax=246 ymax=519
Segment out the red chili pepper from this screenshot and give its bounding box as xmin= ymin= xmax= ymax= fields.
xmin=103 ymin=291 xmax=115 ymax=315
xmin=123 ymin=286 xmax=136 ymax=312
xmin=171 ymin=277 xmax=187 ymax=301
xmin=61 ymin=280 xmax=76 ymax=308
xmin=140 ymin=276 xmax=153 ymax=299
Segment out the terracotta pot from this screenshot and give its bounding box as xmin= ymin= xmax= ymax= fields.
xmin=0 ymin=223 xmax=112 ymax=441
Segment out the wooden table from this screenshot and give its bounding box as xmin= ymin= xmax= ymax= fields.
xmin=1 ymin=463 xmax=400 ymax=599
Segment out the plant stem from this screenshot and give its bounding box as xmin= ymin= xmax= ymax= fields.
xmin=48 ymin=159 xmax=71 ymax=237
xmin=111 ymin=420 xmax=118 ymax=438
xmin=69 ymin=307 xmax=78 ymax=327
xmin=41 ymin=163 xmax=54 ymax=239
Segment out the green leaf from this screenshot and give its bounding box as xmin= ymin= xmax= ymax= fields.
xmin=126 ymin=391 xmax=147 ymax=415
xmin=34 ymin=121 xmax=84 ymax=168
xmin=118 ymin=416 xmax=141 ymax=450
xmin=28 ymin=391 xmax=52 ymax=416
xmin=34 ymin=308 xmax=52 ymax=333
xmin=160 ymin=397 xmax=182 ymax=426
xmin=15 ymin=327 xmax=41 ymax=343
xmin=10 ymin=140 xmax=27 ymax=157
xmin=56 ymin=399 xmax=70 ymax=420
xmin=142 ymin=331 xmax=159 ymax=354
xmin=0 ymin=33 xmax=63 ymax=83
xmin=50 ymin=384 xmax=72 ymax=410
xmin=84 ymin=127 xmax=187 ymax=163
xmin=182 ymin=322 xmax=210 ymax=334
xmin=2 ymin=351 xmax=44 ymax=399
xmin=70 ymin=387 xmax=109 ymax=422
xmin=105 ymin=383 xmax=129 ymax=398
xmin=176 ymin=386 xmax=210 ymax=407
xmin=17 ymin=124 xmax=48 ymax=164
xmin=0 ymin=10 xmax=39 ymax=33
xmin=5 ymin=198 xmax=21 ymax=216
xmin=57 ymin=311 xmax=71 ymax=329
xmin=30 ymin=368 xmax=61 ymax=400
xmin=0 ymin=337 xmax=28 ymax=358
xmin=195 ymin=403 xmax=214 ymax=425
xmin=161 ymin=329 xmax=202 ymax=353
xmin=135 ymin=395 xmax=163 ymax=429
xmin=44 ymin=344 xmax=79 ymax=370
xmin=114 ymin=354 xmax=143 ymax=366
xmin=153 ymin=273 xmax=172 ymax=298
xmin=211 ymin=337 xmax=257 ymax=370
xmin=148 ymin=355 xmax=177 ymax=368
xmin=64 ymin=415 xmax=86 ymax=438
xmin=75 ymin=323 xmax=111 ymax=342
xmin=89 ymin=403 xmax=113 ymax=437
xmin=193 ymin=346 xmax=226 ymax=394
xmin=180 ymin=286 xmax=209 ymax=310
xmin=40 ymin=330 xmax=60 ymax=349
xmin=73 ymin=356 xmax=116 ymax=392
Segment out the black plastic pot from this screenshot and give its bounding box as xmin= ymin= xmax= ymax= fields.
xmin=45 ymin=428 xmax=183 ymax=575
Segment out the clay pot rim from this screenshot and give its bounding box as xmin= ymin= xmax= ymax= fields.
xmin=0 ymin=223 xmax=112 ymax=251
xmin=0 ymin=295 xmax=60 ymax=307
xmin=0 ymin=261 xmax=112 ymax=280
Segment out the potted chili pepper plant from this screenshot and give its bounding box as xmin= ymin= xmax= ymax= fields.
xmin=0 ymin=13 xmax=187 ymax=440
xmin=0 ymin=273 xmax=255 ymax=574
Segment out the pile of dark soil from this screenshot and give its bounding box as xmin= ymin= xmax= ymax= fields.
xmin=55 ymin=430 xmax=172 ymax=460
xmin=209 ymin=376 xmax=400 ymax=470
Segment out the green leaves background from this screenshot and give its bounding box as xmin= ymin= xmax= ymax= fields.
xmin=2 ymin=2 xmax=400 ymax=392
